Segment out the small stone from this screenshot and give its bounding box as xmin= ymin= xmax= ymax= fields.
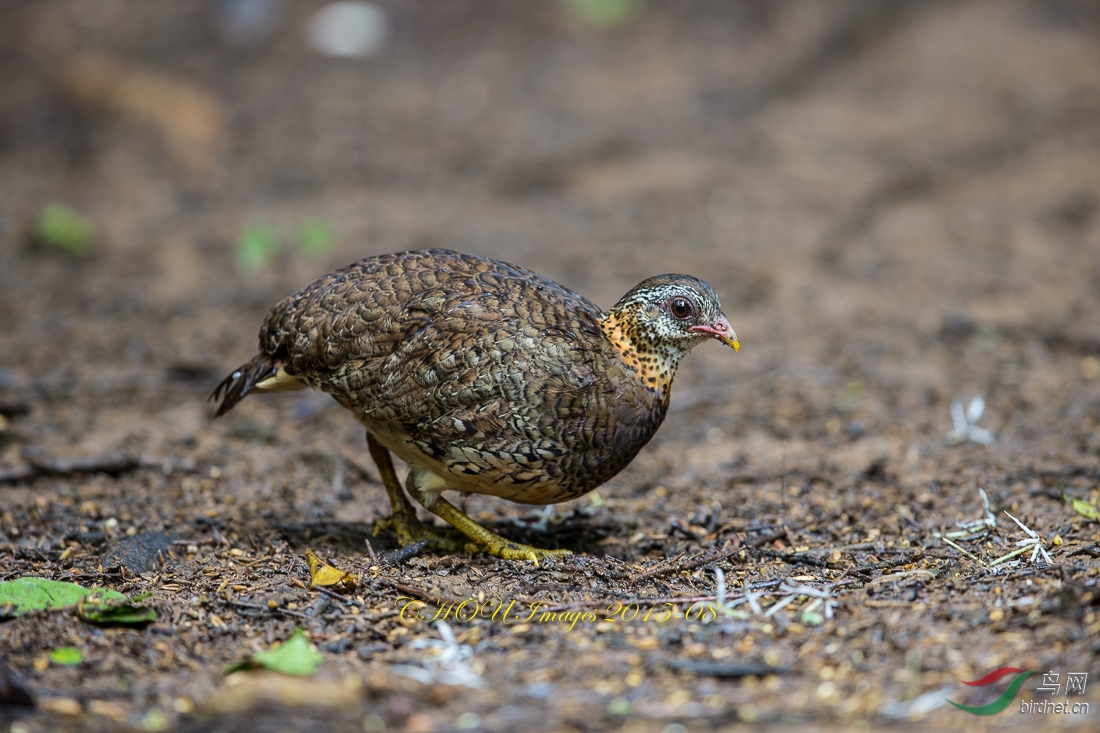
xmin=307 ymin=2 xmax=388 ymax=58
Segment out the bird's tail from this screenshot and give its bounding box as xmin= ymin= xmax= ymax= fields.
xmin=209 ymin=354 xmax=305 ymax=417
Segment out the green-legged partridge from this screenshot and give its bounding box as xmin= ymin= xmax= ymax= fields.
xmin=212 ymin=249 xmax=739 ymax=562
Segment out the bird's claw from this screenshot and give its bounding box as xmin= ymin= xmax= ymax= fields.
xmin=485 ymin=541 xmax=572 ymax=566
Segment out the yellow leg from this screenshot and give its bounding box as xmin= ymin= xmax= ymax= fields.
xmin=404 ymin=479 xmax=572 ymax=566
xmin=367 ymin=433 xmax=467 ymax=552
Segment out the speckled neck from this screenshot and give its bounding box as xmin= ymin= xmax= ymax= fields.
xmin=599 ymin=311 xmax=683 ymax=397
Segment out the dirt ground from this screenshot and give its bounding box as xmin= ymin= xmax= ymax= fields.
xmin=1 ymin=1 xmax=1099 ymax=731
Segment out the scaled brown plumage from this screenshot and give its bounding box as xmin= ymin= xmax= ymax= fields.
xmin=212 ymin=249 xmax=739 ymax=562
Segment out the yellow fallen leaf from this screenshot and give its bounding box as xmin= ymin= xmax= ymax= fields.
xmin=1062 ymin=488 xmax=1099 ymax=522
xmin=305 ymin=549 xmax=355 ymax=591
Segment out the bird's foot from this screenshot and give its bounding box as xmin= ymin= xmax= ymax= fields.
xmin=372 ymin=512 xmax=570 ymax=564
xmin=411 ymin=494 xmax=572 ymax=566
xmin=372 ymin=511 xmax=470 ymax=554
xmin=477 ymin=536 xmax=572 ymax=566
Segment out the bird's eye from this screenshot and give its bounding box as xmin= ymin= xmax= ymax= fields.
xmin=669 ymin=296 xmax=694 ymax=320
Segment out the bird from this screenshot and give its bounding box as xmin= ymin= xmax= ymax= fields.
xmin=211 ymin=249 xmax=739 ymax=563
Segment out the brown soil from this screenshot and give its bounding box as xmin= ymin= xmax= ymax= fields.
xmin=1 ymin=1 xmax=1099 ymax=731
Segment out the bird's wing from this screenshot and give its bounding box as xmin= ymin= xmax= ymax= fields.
xmin=337 ymin=279 xmax=607 ymax=425
xmin=258 ymin=249 xmax=608 ymax=430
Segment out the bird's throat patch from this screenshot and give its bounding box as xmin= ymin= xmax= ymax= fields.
xmin=599 ymin=314 xmax=677 ymax=396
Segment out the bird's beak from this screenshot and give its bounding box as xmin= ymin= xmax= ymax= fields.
xmin=689 ymin=316 xmax=740 ymax=352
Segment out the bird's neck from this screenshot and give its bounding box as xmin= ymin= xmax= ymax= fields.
xmin=598 ymin=311 xmax=682 ymax=398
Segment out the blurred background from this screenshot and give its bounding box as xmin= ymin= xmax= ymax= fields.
xmin=1 ymin=0 xmax=1098 ymax=475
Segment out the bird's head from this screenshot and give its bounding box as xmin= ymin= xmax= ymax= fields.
xmin=601 ymin=274 xmax=739 ymax=392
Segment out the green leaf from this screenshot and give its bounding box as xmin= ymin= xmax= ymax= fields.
xmin=76 ymin=589 xmax=157 ymax=625
xmin=563 ymin=0 xmax=645 ymax=29
xmin=49 ymin=647 xmax=84 ymax=665
xmin=31 ymin=204 xmax=95 ymax=256
xmin=1063 ymin=487 xmax=1099 ymax=521
xmin=226 ymin=628 xmax=323 ymax=676
xmin=235 ymin=223 xmax=279 ymax=272
xmin=0 ymin=577 xmax=124 ymax=616
xmin=0 ymin=577 xmax=153 ymax=625
xmin=298 ymin=220 xmax=335 ymax=258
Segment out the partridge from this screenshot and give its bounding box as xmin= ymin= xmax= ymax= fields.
xmin=212 ymin=249 xmax=739 ymax=562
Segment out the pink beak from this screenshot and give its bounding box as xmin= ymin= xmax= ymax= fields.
xmin=689 ymin=315 xmax=740 ymax=351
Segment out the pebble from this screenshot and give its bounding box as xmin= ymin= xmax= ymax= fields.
xmin=307 ymin=2 xmax=388 ymax=58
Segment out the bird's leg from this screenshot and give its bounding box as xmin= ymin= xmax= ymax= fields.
xmin=403 ymin=474 xmax=572 ymax=566
xmin=366 ymin=433 xmax=467 ymax=552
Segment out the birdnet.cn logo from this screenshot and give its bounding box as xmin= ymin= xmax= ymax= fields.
xmin=946 ymin=667 xmax=1089 ymax=716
